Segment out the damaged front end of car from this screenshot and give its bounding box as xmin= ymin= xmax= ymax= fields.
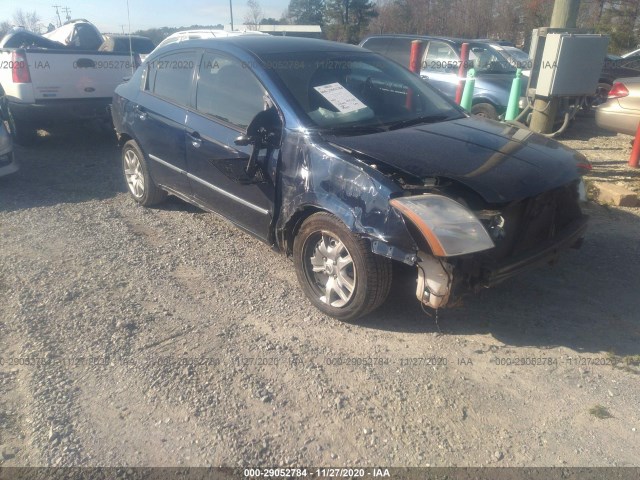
xmin=274 ymin=125 xmax=589 ymax=312
xmin=392 ymin=178 xmax=588 ymax=309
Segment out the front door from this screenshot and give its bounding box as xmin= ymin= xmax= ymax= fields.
xmin=185 ymin=51 xmax=277 ymax=240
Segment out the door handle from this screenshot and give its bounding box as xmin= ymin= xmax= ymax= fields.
xmin=133 ymin=105 xmax=147 ymax=120
xmin=186 ymin=131 xmax=202 ymax=148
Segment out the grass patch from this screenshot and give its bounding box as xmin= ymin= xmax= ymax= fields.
xmin=589 ymin=405 xmax=613 ymax=419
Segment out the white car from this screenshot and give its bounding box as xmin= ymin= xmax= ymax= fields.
xmin=0 ymin=86 xmax=18 ymax=178
xmin=622 ymin=48 xmax=640 ymax=58
xmin=145 ymin=29 xmax=267 ymax=59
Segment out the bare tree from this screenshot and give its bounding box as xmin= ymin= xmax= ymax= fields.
xmin=12 ymin=9 xmax=42 ymax=33
xmin=244 ymin=0 xmax=264 ymax=30
xmin=0 ymin=21 xmax=12 ymax=38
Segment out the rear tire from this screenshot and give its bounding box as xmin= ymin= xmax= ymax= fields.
xmin=12 ymin=118 xmax=38 ymax=146
xmin=293 ymin=212 xmax=392 ymax=321
xmin=122 ymin=139 xmax=167 ymax=206
xmin=471 ymin=102 xmax=498 ymax=120
xmin=583 ymin=82 xmax=612 ymax=112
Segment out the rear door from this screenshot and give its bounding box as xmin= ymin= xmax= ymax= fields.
xmin=132 ymin=50 xmax=199 ymax=194
xmin=185 ymin=50 xmax=276 ymax=239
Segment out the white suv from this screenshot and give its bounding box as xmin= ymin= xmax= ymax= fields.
xmin=146 ymin=29 xmax=267 ymax=59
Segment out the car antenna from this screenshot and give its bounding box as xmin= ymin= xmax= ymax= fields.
xmin=126 ymin=0 xmax=134 ymax=75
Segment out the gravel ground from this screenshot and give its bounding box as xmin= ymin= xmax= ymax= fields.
xmin=0 ymin=117 xmax=639 ymax=468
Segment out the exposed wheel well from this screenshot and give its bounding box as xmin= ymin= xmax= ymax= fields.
xmin=282 ymin=206 xmax=326 ymax=255
xmin=117 ymin=132 xmax=133 ymax=147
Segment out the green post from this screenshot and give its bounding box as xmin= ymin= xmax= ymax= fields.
xmin=505 ymin=68 xmax=522 ymax=121
xmin=459 ymin=68 xmax=475 ymax=112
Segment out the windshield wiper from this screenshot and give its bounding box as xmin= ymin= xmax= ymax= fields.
xmin=386 ymin=114 xmax=457 ymax=130
xmin=322 ymin=124 xmax=387 ymax=135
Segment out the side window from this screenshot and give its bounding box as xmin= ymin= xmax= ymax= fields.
xmin=621 ymin=57 xmax=640 ymax=72
xmin=147 ymin=51 xmax=198 ymax=107
xmin=469 ymin=46 xmax=504 ymax=73
xmin=423 ymin=41 xmax=458 ymax=73
xmin=386 ymin=38 xmax=413 ymax=68
xmin=196 ymin=52 xmax=266 ymax=129
xmin=361 ymin=37 xmax=390 ymax=55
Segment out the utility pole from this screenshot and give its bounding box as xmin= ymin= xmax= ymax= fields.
xmin=230 ymin=0 xmax=234 ymax=30
xmin=52 ymin=5 xmax=62 ymax=27
xmin=62 ymin=6 xmax=71 ymax=22
xmin=529 ymin=0 xmax=580 ymax=134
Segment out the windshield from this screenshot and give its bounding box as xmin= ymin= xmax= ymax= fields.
xmin=493 ymin=45 xmax=532 ymax=70
xmin=259 ymin=51 xmax=464 ymax=132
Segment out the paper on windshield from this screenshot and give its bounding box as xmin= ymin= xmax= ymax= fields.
xmin=313 ymin=83 xmax=367 ymax=113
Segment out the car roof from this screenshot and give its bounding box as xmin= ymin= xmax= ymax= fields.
xmin=622 ymin=48 xmax=640 ymax=58
xmin=156 ymin=35 xmax=365 ymax=58
xmin=362 ymin=34 xmax=472 ymax=45
xmin=104 ymin=34 xmax=150 ymax=39
xmin=164 ymin=29 xmax=267 ymax=39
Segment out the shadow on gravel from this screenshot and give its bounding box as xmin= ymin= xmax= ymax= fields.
xmin=558 ymin=116 xmax=621 ymax=141
xmin=585 ymin=161 xmax=640 ymax=182
xmin=359 ymin=203 xmax=640 ymax=358
xmin=0 ymin=124 xmax=123 ymax=212
xmin=157 ymin=196 xmax=205 ymax=214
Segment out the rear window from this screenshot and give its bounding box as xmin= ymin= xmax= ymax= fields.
xmin=112 ymin=37 xmax=154 ymax=54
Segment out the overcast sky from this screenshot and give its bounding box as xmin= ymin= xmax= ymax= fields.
xmin=0 ymin=0 xmax=291 ymax=33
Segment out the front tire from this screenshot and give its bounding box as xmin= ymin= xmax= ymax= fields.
xmin=471 ymin=102 xmax=498 ymax=120
xmin=293 ymin=213 xmax=392 ymax=321
xmin=583 ymin=82 xmax=612 ymax=112
xmin=122 ymin=140 xmax=167 ymax=206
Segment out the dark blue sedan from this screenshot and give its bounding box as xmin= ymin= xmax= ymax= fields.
xmin=111 ymin=36 xmax=589 ymax=321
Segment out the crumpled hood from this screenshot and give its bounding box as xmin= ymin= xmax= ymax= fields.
xmin=326 ymin=116 xmax=587 ymax=204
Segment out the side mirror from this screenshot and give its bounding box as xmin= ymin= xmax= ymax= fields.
xmin=234 ymin=134 xmax=252 ymax=147
xmin=237 ymin=107 xmax=282 ymax=180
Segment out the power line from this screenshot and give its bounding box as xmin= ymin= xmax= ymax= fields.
xmin=51 ymin=5 xmax=62 ymax=27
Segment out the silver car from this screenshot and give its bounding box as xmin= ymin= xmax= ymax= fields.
xmin=0 ymin=86 xmax=18 ymax=178
xmin=595 ymin=77 xmax=640 ymax=136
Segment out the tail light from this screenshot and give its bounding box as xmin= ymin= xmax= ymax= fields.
xmin=11 ymin=51 xmax=31 ymax=83
xmin=576 ymin=161 xmax=592 ymax=176
xmin=607 ymin=82 xmax=629 ymax=99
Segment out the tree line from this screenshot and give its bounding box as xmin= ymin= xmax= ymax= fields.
xmin=2 ymin=1 xmax=637 ymax=54
xmin=283 ymin=0 xmax=638 ymax=52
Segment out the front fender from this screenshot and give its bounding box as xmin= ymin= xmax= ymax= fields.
xmin=275 ymin=130 xmax=419 ymax=259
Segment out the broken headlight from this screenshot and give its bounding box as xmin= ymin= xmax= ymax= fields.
xmin=391 ymin=194 xmax=495 ymax=257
